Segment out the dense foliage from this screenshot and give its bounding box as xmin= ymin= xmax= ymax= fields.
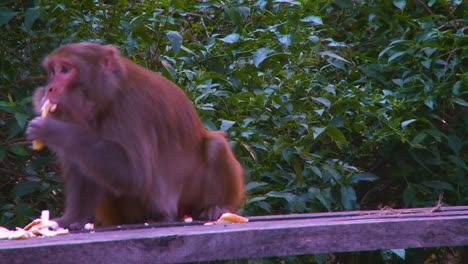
xmin=0 ymin=0 xmax=466 ymax=263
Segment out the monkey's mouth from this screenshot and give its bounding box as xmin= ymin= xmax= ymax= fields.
xmin=50 ymin=103 xmax=58 ymax=113
xmin=41 ymin=99 xmax=58 ymax=115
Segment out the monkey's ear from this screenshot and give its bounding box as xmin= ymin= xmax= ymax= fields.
xmin=101 ymin=45 xmax=122 ymax=72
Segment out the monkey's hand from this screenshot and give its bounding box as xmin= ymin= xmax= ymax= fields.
xmin=27 ymin=116 xmax=50 ymax=147
xmin=53 ymin=216 xmax=89 ymax=230
xmin=30 ymin=99 xmax=57 ymax=150
xmin=27 ymin=116 xmax=68 ymax=150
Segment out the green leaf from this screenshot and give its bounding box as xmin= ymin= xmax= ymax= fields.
xmin=424 ymin=98 xmax=434 ymax=109
xmin=160 ymin=59 xmax=176 ymax=80
xmin=333 ymin=0 xmax=354 ymax=8
xmin=8 ymin=145 xmax=28 ymax=156
xmin=393 ymin=0 xmax=406 ymax=9
xmin=421 ymin=59 xmax=431 ymax=69
xmin=220 ymin=33 xmax=241 ymax=43
xmin=273 ymin=0 xmax=301 ymax=6
xmin=450 ymin=98 xmax=468 ymax=107
xmin=202 ymin=117 xmax=217 ymax=131
xmin=310 ymin=166 xmax=322 ymax=178
xmin=245 ymin=181 xmax=268 ymax=192
xmin=11 ymin=181 xmax=40 ymax=197
xmin=24 ymin=7 xmax=42 ymax=30
xmin=309 ymin=187 xmax=331 ymax=211
xmin=319 ymin=51 xmax=350 ymax=63
xmin=340 ymin=186 xmax=356 ymax=210
xmin=266 ymin=191 xmax=296 ymax=203
xmin=424 ymin=128 xmax=442 ymax=143
xmin=291 ymin=155 xmax=303 ymax=185
xmin=325 ymin=126 xmax=347 ymax=144
xmin=277 ymin=34 xmax=292 ymax=47
xmin=253 ymin=48 xmax=274 ymax=67
xmin=312 ymin=127 xmax=326 ymax=139
xmin=392 ymin=79 xmax=404 ymax=87
xmin=452 ymin=81 xmax=461 ymax=95
xmin=224 ymin=6 xmax=250 ymax=28
xmin=246 ymin=196 xmax=267 ymax=205
xmin=403 ymin=188 xmax=416 ymax=207
xmin=220 ymin=120 xmax=235 ymax=131
xmin=401 ymin=119 xmax=416 ymax=129
xmin=422 ymin=181 xmax=454 ymax=191
xmin=0 ymin=7 xmax=18 ymax=26
xmin=324 ymin=84 xmax=336 ymax=95
xmin=329 ymin=114 xmax=344 ymax=127
xmin=348 ymin=173 xmax=378 ymax=184
xmin=166 ymin=31 xmax=183 ymax=55
xmin=423 ymin=47 xmax=437 ymax=56
xmin=412 ymin=132 xmax=427 ymax=145
xmin=15 ymin=113 xmax=29 ymax=128
xmin=388 ymin=51 xmax=405 ymax=62
xmin=324 ymin=165 xmax=342 ymax=183
xmin=314 ymin=109 xmax=325 ymax=116
xmin=282 ymin=146 xmax=293 ymax=163
xmin=449 ymin=155 xmax=468 ymax=170
xmin=312 ymin=97 xmax=331 ymax=108
xmin=447 ymin=135 xmax=462 ymax=155
xmin=300 ymin=15 xmax=323 ymax=25
xmin=390 ymin=249 xmax=405 ymax=259
xmin=378 ymin=46 xmax=394 ymax=59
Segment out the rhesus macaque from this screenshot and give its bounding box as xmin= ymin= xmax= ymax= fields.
xmin=26 ymin=42 xmax=244 ymax=228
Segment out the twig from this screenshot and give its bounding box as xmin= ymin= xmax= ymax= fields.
xmin=16 ymin=75 xmax=45 ymax=84
xmin=431 ymin=192 xmax=443 ymax=212
xmin=352 ymin=38 xmax=387 ymax=50
xmin=416 ymin=0 xmax=433 ymax=14
xmin=437 ymin=20 xmax=468 ymax=31
xmin=0 ymin=1 xmax=16 ymax=7
xmin=377 ymin=194 xmax=444 ymax=215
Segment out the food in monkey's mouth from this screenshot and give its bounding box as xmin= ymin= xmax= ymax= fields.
xmin=32 ymin=99 xmax=57 ymax=150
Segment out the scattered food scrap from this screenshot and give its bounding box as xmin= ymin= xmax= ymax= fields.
xmin=0 ymin=210 xmax=69 ymax=240
xmin=84 ymin=223 xmax=95 ymax=230
xmin=182 ymin=215 xmax=193 ymax=223
xmin=204 ymin=213 xmax=249 ymax=225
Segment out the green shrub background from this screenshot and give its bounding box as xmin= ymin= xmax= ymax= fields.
xmin=0 ymin=0 xmax=466 ymax=263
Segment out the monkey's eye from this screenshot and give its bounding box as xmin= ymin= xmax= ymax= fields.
xmin=61 ymin=64 xmax=71 ymax=74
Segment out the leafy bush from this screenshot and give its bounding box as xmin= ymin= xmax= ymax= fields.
xmin=0 ymin=0 xmax=466 ymax=263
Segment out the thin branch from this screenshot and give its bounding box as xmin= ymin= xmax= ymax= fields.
xmin=0 ymin=1 xmax=16 ymax=7
xmin=16 ymin=75 xmax=46 ymax=84
xmin=352 ymin=38 xmax=387 ymax=50
xmin=416 ymin=0 xmax=433 ymax=14
xmin=5 ymin=138 xmax=31 ymax=147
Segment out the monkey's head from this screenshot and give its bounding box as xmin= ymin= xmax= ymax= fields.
xmin=37 ymin=42 xmax=126 ymax=125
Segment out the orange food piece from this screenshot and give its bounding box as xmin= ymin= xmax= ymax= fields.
xmin=32 ymin=99 xmax=54 ymax=150
xmin=218 ymin=213 xmax=249 ymax=223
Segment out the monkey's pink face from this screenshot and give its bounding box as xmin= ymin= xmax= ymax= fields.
xmin=43 ymin=56 xmax=78 ymax=109
xmin=41 ymin=55 xmax=94 ymax=126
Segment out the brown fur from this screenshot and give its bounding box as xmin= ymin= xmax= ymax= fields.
xmin=27 ymin=42 xmax=244 ymax=228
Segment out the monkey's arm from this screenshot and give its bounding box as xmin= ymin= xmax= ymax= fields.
xmin=27 ymin=117 xmax=143 ymax=195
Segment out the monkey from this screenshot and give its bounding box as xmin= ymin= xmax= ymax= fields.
xmin=26 ymin=42 xmax=244 ymax=228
